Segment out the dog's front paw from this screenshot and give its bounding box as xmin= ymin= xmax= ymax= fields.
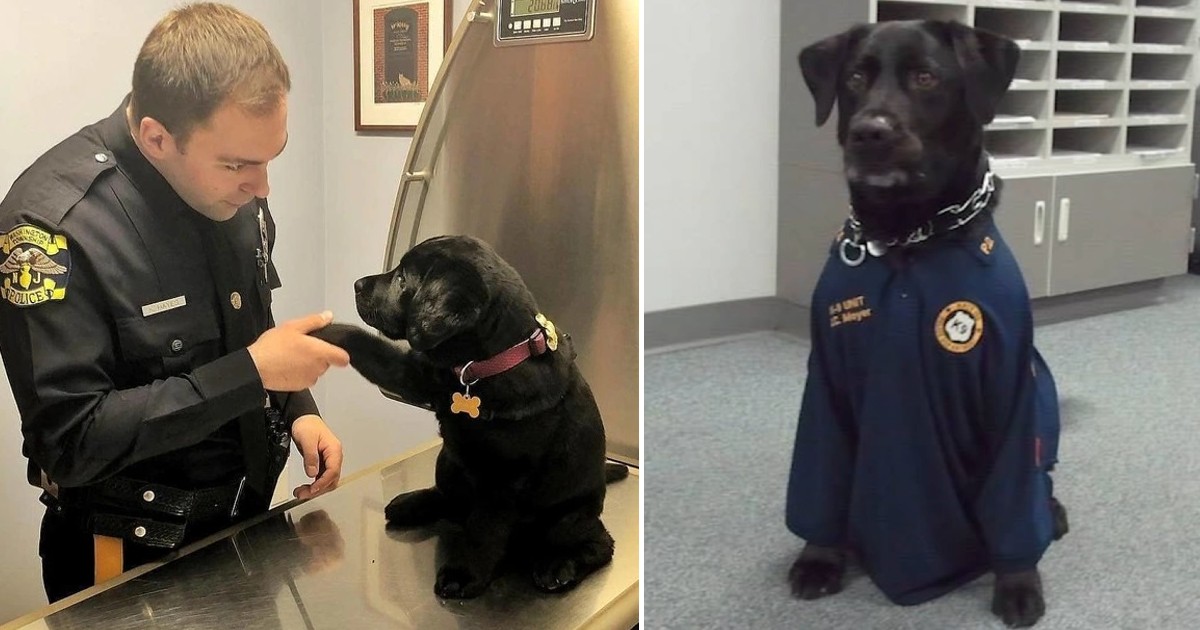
xmin=435 ymin=564 xmax=490 ymax=599
xmin=532 ymin=556 xmax=581 ymax=593
xmin=992 ymin=570 xmax=1045 ymax=628
xmin=384 ymin=488 xmax=445 ymax=528
xmin=307 ymin=322 xmax=364 ymax=348
xmin=788 ymin=545 xmax=846 ymax=600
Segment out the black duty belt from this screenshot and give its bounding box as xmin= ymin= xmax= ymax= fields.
xmin=56 ymin=475 xmax=248 ymax=549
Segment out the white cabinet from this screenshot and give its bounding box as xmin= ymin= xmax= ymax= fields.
xmin=996 ymin=166 xmax=1194 ymax=298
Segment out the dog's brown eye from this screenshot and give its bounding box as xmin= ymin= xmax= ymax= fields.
xmin=912 ymin=71 xmax=938 ymax=89
xmin=847 ymin=71 xmax=867 ymax=91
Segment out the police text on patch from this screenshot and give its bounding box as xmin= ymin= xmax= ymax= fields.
xmin=0 ymin=224 xmax=70 ymax=308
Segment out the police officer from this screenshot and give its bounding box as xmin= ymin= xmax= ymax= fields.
xmin=0 ymin=3 xmax=350 ymax=603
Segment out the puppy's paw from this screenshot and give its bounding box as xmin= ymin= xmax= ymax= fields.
xmin=992 ymin=570 xmax=1045 ymax=628
xmin=788 ymin=545 xmax=846 ymax=600
xmin=532 ymin=556 xmax=581 ymax=593
xmin=1050 ymin=497 xmax=1069 ymax=541
xmin=307 ymin=322 xmax=363 ymax=348
xmin=384 ymin=488 xmax=444 ymax=528
xmin=434 ymin=564 xmax=489 ymax=599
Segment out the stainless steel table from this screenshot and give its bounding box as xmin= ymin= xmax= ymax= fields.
xmin=2 ymin=440 xmax=640 ymax=629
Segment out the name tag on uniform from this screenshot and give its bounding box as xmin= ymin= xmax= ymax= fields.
xmin=141 ymin=295 xmax=187 ymax=317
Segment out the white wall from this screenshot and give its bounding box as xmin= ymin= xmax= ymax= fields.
xmin=313 ymin=0 xmax=474 ymax=478
xmin=643 ymin=0 xmax=782 ymax=312
xmin=0 ymin=0 xmax=470 ymax=622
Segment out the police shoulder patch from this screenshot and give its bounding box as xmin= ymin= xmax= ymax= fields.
xmin=0 ymin=224 xmax=70 ymax=308
xmin=935 ymin=300 xmax=983 ymax=354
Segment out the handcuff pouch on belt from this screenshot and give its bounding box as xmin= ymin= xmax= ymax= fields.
xmin=47 ymin=475 xmax=251 ymax=549
xmin=35 ymin=410 xmax=291 ymax=550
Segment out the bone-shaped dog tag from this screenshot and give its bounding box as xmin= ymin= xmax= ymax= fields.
xmin=451 ymin=392 xmax=482 ymax=418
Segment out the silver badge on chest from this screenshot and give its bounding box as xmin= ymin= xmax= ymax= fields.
xmin=256 ymin=205 xmax=270 ymax=283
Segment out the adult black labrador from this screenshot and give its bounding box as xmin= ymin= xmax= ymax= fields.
xmin=310 ymin=235 xmax=627 ymax=599
xmin=785 ymin=20 xmax=1068 ymax=628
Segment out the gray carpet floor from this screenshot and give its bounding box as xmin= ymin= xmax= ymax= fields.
xmin=645 ymin=276 xmax=1200 ymax=629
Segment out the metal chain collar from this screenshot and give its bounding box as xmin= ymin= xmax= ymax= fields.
xmin=839 ymin=170 xmax=996 ymax=267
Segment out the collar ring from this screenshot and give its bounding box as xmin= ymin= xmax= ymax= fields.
xmin=458 ymin=361 xmax=480 ymax=387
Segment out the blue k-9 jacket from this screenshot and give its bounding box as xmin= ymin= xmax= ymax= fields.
xmin=786 ymin=217 xmax=1060 ymax=606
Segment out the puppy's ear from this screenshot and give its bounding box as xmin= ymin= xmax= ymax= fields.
xmin=406 ymin=261 xmax=488 ymax=351
xmin=799 ymin=26 xmax=862 ymax=127
xmin=948 ymin=21 xmax=1020 ymax=125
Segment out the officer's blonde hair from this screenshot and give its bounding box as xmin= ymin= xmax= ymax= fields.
xmin=130 ymin=2 xmax=290 ymax=146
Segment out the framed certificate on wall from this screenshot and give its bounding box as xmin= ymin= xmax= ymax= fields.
xmin=354 ymin=0 xmax=452 ymax=131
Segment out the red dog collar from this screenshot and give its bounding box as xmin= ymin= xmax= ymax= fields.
xmin=454 ymin=326 xmax=550 ymax=385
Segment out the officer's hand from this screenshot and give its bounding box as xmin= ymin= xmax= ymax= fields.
xmin=291 ymin=414 xmax=342 ymax=500
xmin=249 ymin=312 xmax=350 ymax=391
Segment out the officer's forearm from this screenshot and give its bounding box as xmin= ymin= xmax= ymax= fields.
xmin=277 ymin=388 xmax=319 ymax=424
xmin=30 ymin=350 xmax=265 ymax=487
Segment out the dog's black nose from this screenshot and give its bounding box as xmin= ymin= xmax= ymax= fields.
xmin=849 ymin=116 xmax=899 ymax=150
xmin=353 ymin=278 xmax=367 ymax=294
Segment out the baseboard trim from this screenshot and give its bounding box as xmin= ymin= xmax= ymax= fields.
xmin=646 ymin=276 xmax=1195 ymax=350
xmin=1028 ymin=278 xmax=1173 ymax=325
xmin=645 ymin=297 xmax=809 ymax=351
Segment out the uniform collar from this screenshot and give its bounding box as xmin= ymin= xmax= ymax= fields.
xmin=99 ymin=95 xmax=193 ymax=221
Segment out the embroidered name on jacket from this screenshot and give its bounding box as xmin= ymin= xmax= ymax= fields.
xmin=0 ymin=224 xmax=70 ymax=308
xmin=829 ymin=295 xmax=872 ymax=328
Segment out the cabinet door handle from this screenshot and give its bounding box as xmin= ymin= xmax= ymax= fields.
xmin=1057 ymin=198 xmax=1071 ymax=242
xmin=1034 ymin=200 xmax=1046 ymax=246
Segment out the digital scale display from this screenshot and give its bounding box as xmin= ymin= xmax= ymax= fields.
xmin=512 ymin=0 xmax=559 ymax=17
xmin=496 ymin=0 xmax=594 ymax=46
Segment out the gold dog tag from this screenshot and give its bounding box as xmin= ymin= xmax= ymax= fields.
xmin=535 ymin=313 xmax=559 ymax=351
xmin=451 ymin=392 xmax=482 ymax=418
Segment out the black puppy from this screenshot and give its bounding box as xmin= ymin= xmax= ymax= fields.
xmin=784 ymin=20 xmax=1067 ymax=628
xmin=310 ymin=235 xmax=627 ymax=598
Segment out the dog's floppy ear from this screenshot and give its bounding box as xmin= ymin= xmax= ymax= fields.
xmin=799 ymin=27 xmax=862 ymax=127
xmin=406 ymin=260 xmax=488 ymax=351
xmin=947 ymin=21 xmax=1020 ymax=125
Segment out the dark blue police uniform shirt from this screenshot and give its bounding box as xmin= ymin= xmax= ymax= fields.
xmin=785 ymin=217 xmax=1060 ymax=605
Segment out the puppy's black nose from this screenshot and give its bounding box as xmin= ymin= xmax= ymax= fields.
xmin=353 ymin=278 xmax=367 ymax=294
xmin=849 ymin=116 xmax=899 ymax=150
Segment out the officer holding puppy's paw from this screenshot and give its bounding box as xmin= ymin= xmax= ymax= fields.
xmin=0 ymin=3 xmax=348 ymax=603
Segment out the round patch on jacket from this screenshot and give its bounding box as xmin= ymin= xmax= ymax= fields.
xmin=935 ymin=301 xmax=983 ymax=353
xmin=0 ymin=224 xmax=70 ymax=308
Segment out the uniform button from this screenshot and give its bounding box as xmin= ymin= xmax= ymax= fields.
xmin=134 ymin=525 xmax=147 ymax=538
xmin=170 ymin=339 xmax=184 ymax=353
xmin=230 ymin=292 xmax=242 ymax=310
xmin=94 ymin=153 xmax=108 ymax=163
xmin=142 ymin=490 xmax=156 ymax=503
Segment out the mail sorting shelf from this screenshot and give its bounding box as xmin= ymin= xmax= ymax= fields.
xmin=1054 ymin=90 xmax=1124 ymax=125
